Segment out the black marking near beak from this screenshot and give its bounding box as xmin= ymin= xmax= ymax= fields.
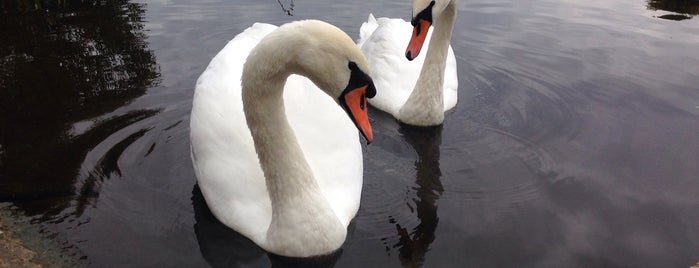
xmin=411 ymin=0 xmax=435 ymax=27
xmin=339 ymin=62 xmax=376 ymax=144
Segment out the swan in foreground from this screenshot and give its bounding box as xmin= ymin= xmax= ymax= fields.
xmin=190 ymin=20 xmax=376 ymax=257
xmin=358 ymin=0 xmax=458 ymax=126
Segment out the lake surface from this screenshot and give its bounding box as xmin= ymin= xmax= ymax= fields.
xmin=1 ymin=0 xmax=698 ymax=267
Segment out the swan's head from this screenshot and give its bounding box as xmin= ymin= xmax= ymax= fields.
xmin=406 ymin=0 xmax=453 ymax=60
xmin=272 ymin=20 xmax=377 ymax=143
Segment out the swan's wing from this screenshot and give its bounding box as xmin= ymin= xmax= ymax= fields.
xmin=191 ymin=23 xmax=277 ymax=242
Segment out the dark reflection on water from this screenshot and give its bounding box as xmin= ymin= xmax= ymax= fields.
xmin=0 ymin=0 xmax=159 ymax=217
xmin=70 ymin=110 xmax=160 ymax=215
xmin=388 ymin=125 xmax=443 ymax=268
xmin=647 ymin=0 xmax=699 ymax=20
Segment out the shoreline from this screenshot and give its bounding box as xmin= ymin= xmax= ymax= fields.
xmin=0 ymin=204 xmax=82 ymax=268
xmin=0 ymin=217 xmax=42 ymax=268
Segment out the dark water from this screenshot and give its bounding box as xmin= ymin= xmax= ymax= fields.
xmin=1 ymin=0 xmax=698 ymax=267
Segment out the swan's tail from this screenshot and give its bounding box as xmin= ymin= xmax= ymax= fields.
xmin=357 ymin=13 xmax=379 ymax=47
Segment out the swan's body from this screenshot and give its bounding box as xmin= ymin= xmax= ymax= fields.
xmin=190 ymin=20 xmax=375 ymax=257
xmin=358 ymin=0 xmax=458 ymax=126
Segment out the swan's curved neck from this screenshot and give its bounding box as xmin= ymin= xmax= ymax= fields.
xmin=400 ymin=0 xmax=456 ymax=126
xmin=241 ymin=54 xmax=345 ymax=256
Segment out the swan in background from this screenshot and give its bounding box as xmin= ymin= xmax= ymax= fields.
xmin=358 ymin=0 xmax=458 ymax=126
xmin=190 ymin=20 xmax=376 ymax=257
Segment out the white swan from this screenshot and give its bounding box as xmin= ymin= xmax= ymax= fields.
xmin=358 ymin=0 xmax=458 ymax=126
xmin=190 ymin=20 xmax=376 ymax=257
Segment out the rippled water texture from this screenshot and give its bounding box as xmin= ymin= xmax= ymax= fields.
xmin=1 ymin=0 xmax=698 ymax=267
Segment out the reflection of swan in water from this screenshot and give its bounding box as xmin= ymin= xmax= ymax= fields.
xmin=386 ymin=125 xmax=444 ymax=267
xmin=191 ymin=184 xmax=344 ymax=268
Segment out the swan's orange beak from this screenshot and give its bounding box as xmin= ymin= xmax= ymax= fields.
xmin=405 ymin=18 xmax=431 ymax=61
xmin=342 ymin=85 xmax=373 ymax=144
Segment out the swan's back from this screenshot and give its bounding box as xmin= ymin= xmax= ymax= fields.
xmin=358 ymin=14 xmax=458 ymax=118
xmin=190 ymin=22 xmax=363 ymax=244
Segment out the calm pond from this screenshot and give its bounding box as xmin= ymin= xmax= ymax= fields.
xmin=1 ymin=0 xmax=698 ymax=267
